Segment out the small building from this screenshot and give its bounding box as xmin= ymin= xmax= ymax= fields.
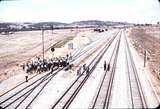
xmin=68 ymin=43 xmax=73 ymax=49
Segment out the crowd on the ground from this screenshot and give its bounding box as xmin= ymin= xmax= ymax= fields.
xmin=22 ymin=56 xmax=70 ymax=74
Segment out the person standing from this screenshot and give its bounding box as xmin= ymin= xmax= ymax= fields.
xmin=107 ymin=63 xmax=110 ymax=71
xmin=86 ymin=66 xmax=89 ymax=75
xmin=25 ymin=75 xmax=28 ymax=82
xmin=104 ymin=61 xmax=106 ymax=71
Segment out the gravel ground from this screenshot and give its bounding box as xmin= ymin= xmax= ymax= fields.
xmin=128 ymin=26 xmax=160 ymax=102
xmin=0 ymin=29 xmax=87 ymax=81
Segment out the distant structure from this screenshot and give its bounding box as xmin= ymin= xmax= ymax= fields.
xmin=68 ymin=43 xmax=73 ymax=49
xmin=93 ymin=28 xmax=106 ymax=32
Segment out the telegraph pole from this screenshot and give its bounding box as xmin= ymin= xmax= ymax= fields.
xmin=144 ymin=50 xmax=147 ymax=67
xmin=42 ymin=29 xmax=45 ymax=62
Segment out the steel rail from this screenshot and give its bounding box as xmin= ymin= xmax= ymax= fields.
xmin=124 ymin=30 xmax=147 ymax=108
xmin=51 ymin=31 xmax=120 ymax=109
xmin=91 ymin=30 xmax=121 ymax=109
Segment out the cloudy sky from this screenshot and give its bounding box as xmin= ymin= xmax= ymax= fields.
xmin=0 ymin=0 xmax=159 ymax=23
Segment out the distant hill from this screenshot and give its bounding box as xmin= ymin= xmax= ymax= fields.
xmin=0 ymin=20 xmax=130 ymax=33
xmin=69 ymin=20 xmax=129 ymax=27
xmin=69 ymin=20 xmax=106 ymax=27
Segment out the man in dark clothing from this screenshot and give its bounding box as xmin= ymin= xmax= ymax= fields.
xmin=25 ymin=75 xmax=28 ymax=82
xmin=86 ymin=66 xmax=89 ymax=75
xmin=104 ymin=61 xmax=106 ymax=71
xmin=83 ymin=64 xmax=86 ymax=71
xmin=107 ymin=63 xmax=110 ymax=71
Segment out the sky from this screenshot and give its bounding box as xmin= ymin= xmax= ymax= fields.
xmin=0 ymin=0 xmax=160 ymax=23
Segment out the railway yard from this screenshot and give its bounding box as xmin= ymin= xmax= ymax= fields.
xmin=0 ymin=27 xmax=160 ymax=108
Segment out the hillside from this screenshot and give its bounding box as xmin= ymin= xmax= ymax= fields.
xmin=0 ymin=20 xmax=130 ymax=34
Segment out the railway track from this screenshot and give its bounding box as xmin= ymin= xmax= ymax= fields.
xmin=0 ymin=41 xmax=63 ymax=98
xmin=0 ymin=68 xmax=62 ymax=109
xmin=51 ymin=31 xmax=120 ymax=109
xmin=71 ymin=33 xmax=111 ymax=61
xmin=89 ymin=30 xmax=121 ymax=109
xmin=71 ymin=36 xmax=112 ymax=67
xmin=89 ymin=30 xmax=147 ymax=108
xmin=0 ymin=37 xmax=100 ymax=101
xmin=124 ymin=30 xmax=147 ymax=108
xmin=0 ymin=43 xmax=94 ymax=109
xmin=0 ymin=31 xmax=119 ymax=109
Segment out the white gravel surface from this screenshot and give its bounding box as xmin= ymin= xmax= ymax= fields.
xmin=109 ymin=30 xmax=130 ymax=108
xmin=31 ymin=30 xmax=118 ymax=109
xmin=69 ymin=30 xmax=119 ymax=108
xmin=127 ymin=31 xmax=159 ymax=107
xmin=0 ymin=29 xmax=158 ymax=108
xmin=30 ymin=70 xmax=76 ymax=109
xmin=110 ymin=30 xmax=159 ymax=108
xmin=0 ymin=73 xmax=43 ymax=96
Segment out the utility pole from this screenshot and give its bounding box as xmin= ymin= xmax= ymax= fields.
xmin=144 ymin=50 xmax=147 ymax=67
xmin=42 ymin=29 xmax=45 ymax=62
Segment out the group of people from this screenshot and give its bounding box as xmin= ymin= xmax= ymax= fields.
xmin=77 ymin=64 xmax=90 ymax=76
xmin=22 ymin=56 xmax=70 ymax=74
xmin=104 ymin=61 xmax=110 ymax=71
xmin=76 ymin=61 xmax=110 ymax=76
